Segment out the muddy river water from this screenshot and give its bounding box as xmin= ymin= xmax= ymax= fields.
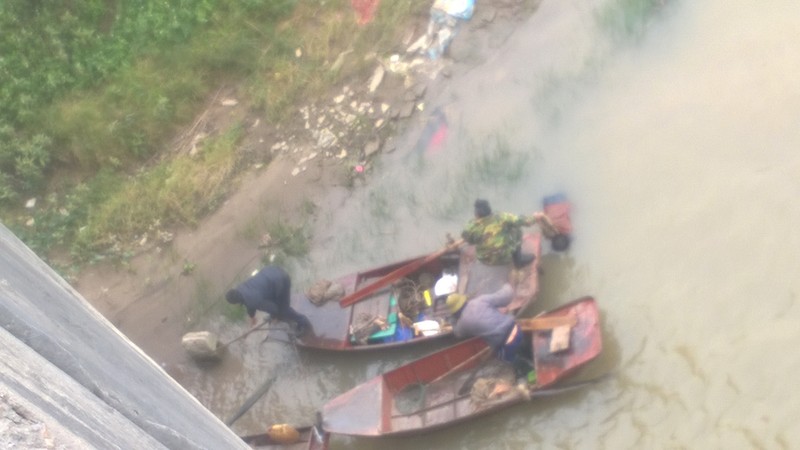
xmin=180 ymin=1 xmax=800 ymax=448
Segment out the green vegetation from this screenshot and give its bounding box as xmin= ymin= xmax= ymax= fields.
xmin=0 ymin=0 xmax=427 ymax=269
xmin=220 ymin=301 xmax=248 ymax=322
xmin=182 ymin=260 xmax=197 ymax=276
xmin=596 ymin=0 xmax=670 ymax=41
xmin=259 ymin=220 xmax=312 ymax=268
xmin=464 ymin=136 xmax=530 ymax=186
xmin=185 ymin=275 xmax=247 ymax=327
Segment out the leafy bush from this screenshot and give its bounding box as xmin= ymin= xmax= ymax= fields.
xmin=0 ymin=0 xmax=246 ymax=201
xmin=12 ymin=170 xmax=120 ymax=259
xmin=2 ymin=0 xmax=425 ymax=271
xmin=0 ymin=125 xmax=52 ymax=196
xmin=0 ymin=0 xmax=217 ymax=125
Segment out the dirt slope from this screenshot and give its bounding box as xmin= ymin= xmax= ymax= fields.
xmin=74 ymin=0 xmax=538 ymax=372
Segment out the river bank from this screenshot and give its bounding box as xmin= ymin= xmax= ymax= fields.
xmin=74 ymin=0 xmax=540 ymax=412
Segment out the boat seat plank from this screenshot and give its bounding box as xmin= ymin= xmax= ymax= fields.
xmin=351 ymin=290 xmax=392 ymax=321
xmin=517 ymin=315 xmax=577 ymax=331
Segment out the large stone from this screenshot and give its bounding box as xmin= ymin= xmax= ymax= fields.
xmin=181 ymin=331 xmax=220 ymax=360
xmin=316 ymin=128 xmax=338 ymax=148
xmin=364 ymin=139 xmax=381 ymax=158
xmin=399 ymin=101 xmax=415 ymax=118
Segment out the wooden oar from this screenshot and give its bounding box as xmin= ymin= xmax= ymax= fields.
xmin=431 ymin=345 xmax=492 ymax=385
xmin=396 ymin=345 xmax=493 ymax=415
xmin=455 ymin=345 xmax=499 ymax=395
xmin=339 ymin=238 xmax=464 ymax=308
xmin=526 ymin=372 xmax=613 ymax=398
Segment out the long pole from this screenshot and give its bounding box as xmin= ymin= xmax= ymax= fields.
xmin=430 ymin=345 xmax=492 ymax=385
xmin=218 ymin=318 xmax=270 ymax=351
xmin=339 ymin=239 xmax=464 ymax=308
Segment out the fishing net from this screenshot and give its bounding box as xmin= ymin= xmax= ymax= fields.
xmin=394 ymin=354 xmax=510 ymax=416
xmin=393 ymin=274 xmax=434 ymax=320
xmin=349 ymin=313 xmax=387 ymax=345
xmin=306 ymin=279 xmax=345 ymax=305
xmin=467 ymin=364 xmax=518 ymax=401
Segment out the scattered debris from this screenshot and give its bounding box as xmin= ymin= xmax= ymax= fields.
xmin=316 ymin=128 xmax=338 ymax=148
xmin=216 ymin=0 xmax=503 ymax=184
xmin=415 ymin=0 xmax=476 ymax=59
xmin=368 ymin=65 xmax=385 ymax=93
xmin=330 ymin=49 xmax=354 ymax=72
xmin=413 ymin=107 xmax=449 ymax=155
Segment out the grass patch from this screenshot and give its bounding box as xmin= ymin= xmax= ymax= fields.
xmin=220 ymin=301 xmax=248 ymax=323
xmin=13 ymin=124 xmax=243 ymax=265
xmin=185 ymin=276 xmax=216 ymax=329
xmin=245 ymin=0 xmax=428 ymax=120
xmin=367 ymin=189 xmax=392 ymax=221
xmin=78 ymin=125 xmax=241 ymax=255
xmin=463 ymin=135 xmax=530 ymax=186
xmin=268 ymin=220 xmax=310 ymax=257
xmin=184 ymin=275 xmax=248 ymax=329
xmin=422 ymin=135 xmax=532 ymax=220
xmin=47 ymin=55 xmax=208 ymax=170
xmin=596 ymin=0 xmax=670 ymax=41
xmin=261 ymin=220 xmax=311 ymax=268
xmin=4 ymin=0 xmax=429 ymax=273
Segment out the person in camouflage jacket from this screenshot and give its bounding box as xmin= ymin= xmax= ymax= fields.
xmin=461 ymin=199 xmax=544 ymax=266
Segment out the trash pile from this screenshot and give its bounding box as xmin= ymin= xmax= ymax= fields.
xmin=408 ymin=0 xmax=476 ymax=59
xmin=260 ymin=0 xmax=482 ymax=182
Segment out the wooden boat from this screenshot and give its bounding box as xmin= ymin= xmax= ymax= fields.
xmin=319 ymin=296 xmax=603 ymax=437
xmin=289 ymin=231 xmax=543 ymax=351
xmin=240 ymin=424 xmax=329 ymax=450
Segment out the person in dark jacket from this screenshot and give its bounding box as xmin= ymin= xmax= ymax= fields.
xmin=226 ymin=265 xmax=311 ymax=335
xmin=447 ymin=284 xmax=533 ymax=387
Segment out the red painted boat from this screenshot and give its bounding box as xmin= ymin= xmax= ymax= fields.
xmin=240 ymin=424 xmax=329 ymax=450
xmin=289 ymin=231 xmax=543 ymax=351
xmin=319 ymin=296 xmax=603 ymax=437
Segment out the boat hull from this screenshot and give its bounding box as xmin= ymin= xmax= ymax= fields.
xmin=291 ymin=232 xmax=542 ymax=352
xmin=240 ymin=424 xmax=329 ymax=450
xmin=321 ymin=296 xmax=602 ymax=437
